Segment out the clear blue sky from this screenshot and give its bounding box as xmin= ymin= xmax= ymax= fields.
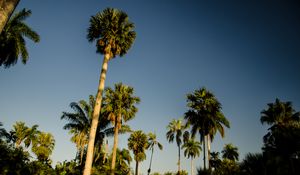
xmin=1 ymin=0 xmax=300 ymax=174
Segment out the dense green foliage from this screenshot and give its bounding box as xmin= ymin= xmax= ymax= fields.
xmin=184 ymin=87 xmax=230 ymax=169
xmin=0 ymin=8 xmax=40 ymax=68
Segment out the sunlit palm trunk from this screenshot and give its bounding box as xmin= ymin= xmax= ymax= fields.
xmin=80 ymin=146 xmax=84 ymax=164
xmin=203 ymin=135 xmax=206 ymax=169
xmin=147 ymin=147 xmax=154 ymax=175
xmin=111 ymin=114 xmax=121 ymax=175
xmin=207 ymin=135 xmax=211 ymax=169
xmin=178 ymin=145 xmax=181 ymax=175
xmin=191 ymin=158 xmax=194 ymax=175
xmin=83 ymin=53 xmax=110 ymax=175
xmin=135 ymin=161 xmax=139 ymax=175
xmin=0 ymin=0 xmax=19 ymax=33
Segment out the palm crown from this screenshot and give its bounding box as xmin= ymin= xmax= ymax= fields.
xmin=185 ymin=87 xmax=230 ymax=140
xmin=260 ymin=98 xmax=300 ymax=126
xmin=0 ymin=8 xmax=40 ymax=68
xmin=103 ymin=83 xmax=140 ymax=126
xmin=87 ymin=8 xmax=136 ymax=59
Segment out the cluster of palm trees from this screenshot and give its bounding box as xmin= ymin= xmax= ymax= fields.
xmin=61 ymin=82 xmax=140 ymax=174
xmin=1 ymin=4 xmax=300 ymax=175
xmin=166 ymin=87 xmax=230 ymax=175
xmin=61 ymin=88 xmax=165 ymax=175
xmin=0 ymin=121 xmax=55 ymax=163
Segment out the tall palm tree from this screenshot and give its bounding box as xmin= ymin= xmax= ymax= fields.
xmin=84 ymin=8 xmax=136 ymax=175
xmin=61 ymin=95 xmax=112 ymax=165
xmin=32 ymin=132 xmax=55 ymax=163
xmin=0 ymin=0 xmax=20 ymax=33
xmin=185 ymin=87 xmax=230 ymax=169
xmin=166 ymin=119 xmax=189 ymax=175
xmin=147 ymin=132 xmax=163 ymax=175
xmin=0 ymin=8 xmax=40 ymax=68
xmin=182 ymin=139 xmax=201 ymax=175
xmin=102 ymin=83 xmax=140 ymax=173
xmin=128 ymin=130 xmax=148 ymax=175
xmin=221 ymin=143 xmax=239 ymax=162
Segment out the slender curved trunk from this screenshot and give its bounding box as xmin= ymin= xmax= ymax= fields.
xmin=178 ymin=145 xmax=181 ymax=175
xmin=111 ymin=114 xmax=121 ymax=175
xmin=80 ymin=146 xmax=84 ymax=164
xmin=147 ymin=147 xmax=154 ymax=175
xmin=83 ymin=53 xmax=110 ymax=175
xmin=191 ymin=157 xmax=194 ymax=175
xmin=0 ymin=0 xmax=20 ymax=33
xmin=135 ymin=160 xmax=139 ymax=175
xmin=207 ymin=135 xmax=211 ymax=170
xmin=203 ymin=135 xmax=206 ymax=170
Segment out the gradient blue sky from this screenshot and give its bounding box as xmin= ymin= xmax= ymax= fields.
xmin=1 ymin=0 xmax=300 ymax=174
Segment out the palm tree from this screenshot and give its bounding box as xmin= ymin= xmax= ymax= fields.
xmin=147 ymin=132 xmax=163 ymax=175
xmin=182 ymin=139 xmax=201 ymax=175
xmin=261 ymin=98 xmax=300 ymax=127
xmin=10 ymin=121 xmax=39 ymax=148
xmin=128 ymin=130 xmax=148 ymax=175
xmin=32 ymin=132 xmax=55 ymax=163
xmin=185 ymin=87 xmax=230 ymax=169
xmin=102 ymin=83 xmax=140 ymax=173
xmin=0 ymin=122 xmax=9 ymax=141
xmin=84 ymin=8 xmax=136 ymax=175
xmin=0 ymin=0 xmax=20 ymax=33
xmin=221 ymin=143 xmax=239 ymax=162
xmin=11 ymin=121 xmax=28 ymax=147
xmin=209 ymin=152 xmax=221 ymax=170
xmin=61 ymin=95 xmax=112 ymax=165
xmin=116 ymin=148 xmax=132 ymax=174
xmin=61 ymin=99 xmax=93 ymax=164
xmin=0 ymin=8 xmax=40 ymax=68
xmin=23 ymin=124 xmax=40 ymax=148
xmin=166 ymin=119 xmax=189 ymax=175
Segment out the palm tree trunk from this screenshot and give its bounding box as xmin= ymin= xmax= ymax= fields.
xmin=135 ymin=160 xmax=139 ymax=175
xmin=147 ymin=147 xmax=154 ymax=175
xmin=80 ymin=146 xmax=84 ymax=165
xmin=207 ymin=135 xmax=211 ymax=170
xmin=203 ymin=135 xmax=206 ymax=170
xmin=0 ymin=0 xmax=20 ymax=33
xmin=178 ymin=145 xmax=181 ymax=175
xmin=83 ymin=53 xmax=110 ymax=175
xmin=111 ymin=114 xmax=121 ymax=175
xmin=191 ymin=158 xmax=194 ymax=175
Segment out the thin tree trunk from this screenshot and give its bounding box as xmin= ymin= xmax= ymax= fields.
xmin=111 ymin=114 xmax=121 ymax=175
xmin=80 ymin=146 xmax=84 ymax=165
xmin=191 ymin=158 xmax=193 ymax=175
xmin=83 ymin=53 xmax=110 ymax=175
xmin=0 ymin=0 xmax=20 ymax=33
xmin=178 ymin=145 xmax=181 ymax=175
xmin=147 ymin=147 xmax=154 ymax=175
xmin=135 ymin=160 xmax=139 ymax=175
xmin=207 ymin=135 xmax=211 ymax=170
xmin=203 ymin=135 xmax=206 ymax=170
xmin=103 ymin=139 xmax=108 ymax=163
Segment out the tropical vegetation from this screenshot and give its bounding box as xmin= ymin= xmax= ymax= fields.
xmin=1 ymin=5 xmax=299 ymax=175
xmin=84 ymin=8 xmax=137 ymax=175
xmin=0 ymin=8 xmax=40 ymax=68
